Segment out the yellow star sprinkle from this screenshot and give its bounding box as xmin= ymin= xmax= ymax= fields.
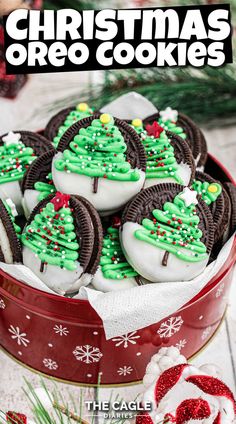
xmin=132 ymin=118 xmax=142 ymax=127
xmin=77 ymin=102 xmax=88 ymax=112
xmin=208 ymin=184 xmax=218 ymax=193
xmin=100 ymin=114 xmax=111 ymax=124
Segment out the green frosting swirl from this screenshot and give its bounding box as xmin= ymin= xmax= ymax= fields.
xmin=21 ymin=202 xmax=79 ymax=271
xmin=131 ymin=122 xmax=183 ymax=184
xmin=53 ymin=104 xmax=93 ymax=148
xmin=100 ymin=226 xmax=137 ymax=280
xmin=3 ymin=200 xmax=21 ymax=237
xmin=192 ymin=180 xmax=222 ymax=205
xmin=34 ymin=173 xmax=56 ymax=202
xmin=0 ymin=142 xmax=36 ymax=184
xmin=54 ymin=115 xmax=141 ymax=182
xmin=158 ymin=118 xmax=187 ymax=139
xmin=135 ymin=192 xmax=207 ymax=263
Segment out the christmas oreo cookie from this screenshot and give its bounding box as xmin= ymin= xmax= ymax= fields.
xmin=143 ymin=107 xmax=207 ymax=168
xmin=44 ymin=102 xmax=94 ymax=148
xmin=52 ymin=113 xmax=146 ymax=215
xmin=224 ymin=183 xmax=236 ymax=238
xmin=0 ymin=131 xmax=52 ymax=213
xmin=21 ymin=150 xmax=56 ymax=218
xmin=21 ymin=192 xmax=103 ymax=294
xmin=192 ymin=171 xmax=228 ymax=242
xmin=92 ymin=216 xmax=141 ymax=292
xmin=0 ymin=198 xmax=22 ymax=264
xmin=121 ymin=184 xmax=214 ymax=282
xmin=131 ymin=119 xmax=195 ymax=188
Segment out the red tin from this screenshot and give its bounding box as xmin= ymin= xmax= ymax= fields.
xmin=0 ymin=155 xmax=235 ymax=386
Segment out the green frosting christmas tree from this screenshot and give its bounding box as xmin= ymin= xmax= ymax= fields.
xmin=53 ymin=102 xmax=93 ymax=148
xmin=134 ymin=187 xmax=208 ymax=266
xmin=192 ymin=180 xmax=222 ymax=205
xmin=21 ymin=192 xmax=79 ymax=272
xmin=3 ymin=199 xmax=21 ymax=238
xmin=55 ymin=114 xmax=141 ymax=193
xmin=131 ymin=119 xmax=183 ymax=184
xmin=158 ymin=107 xmax=187 ymax=139
xmin=100 ymin=222 xmax=138 ymax=281
xmin=34 ymin=172 xmax=56 ymax=203
xmin=0 ymin=132 xmax=36 ymax=185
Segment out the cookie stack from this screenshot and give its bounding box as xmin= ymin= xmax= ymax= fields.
xmin=0 ymin=101 xmax=235 ymax=295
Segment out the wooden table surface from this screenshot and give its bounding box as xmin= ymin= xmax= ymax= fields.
xmin=0 ymin=72 xmax=235 ymax=421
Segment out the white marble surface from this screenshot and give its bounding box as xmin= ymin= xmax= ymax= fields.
xmin=0 ymin=72 xmax=235 ymax=421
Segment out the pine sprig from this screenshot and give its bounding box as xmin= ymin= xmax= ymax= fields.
xmin=40 ymin=63 xmax=236 ymax=128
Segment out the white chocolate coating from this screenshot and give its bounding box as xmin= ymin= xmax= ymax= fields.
xmin=91 ymin=267 xmax=138 ymax=292
xmin=144 ymin=162 xmax=192 ymax=189
xmin=0 ymin=181 xmax=23 ymax=214
xmin=22 ymin=189 xmax=40 ymax=218
xmin=52 ymin=152 xmax=145 ymax=214
xmin=121 ymin=222 xmax=209 ymax=282
xmin=22 ymin=246 xmax=91 ymax=294
xmin=0 ymin=218 xmax=13 ymax=263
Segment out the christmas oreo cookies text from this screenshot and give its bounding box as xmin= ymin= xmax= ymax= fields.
xmin=4 ymin=5 xmax=232 ymax=74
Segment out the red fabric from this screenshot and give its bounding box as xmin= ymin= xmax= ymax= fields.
xmin=186 ymin=375 xmax=236 ymax=414
xmin=6 ymin=412 xmax=27 ymax=424
xmin=136 ymin=412 xmax=153 ymax=424
xmin=155 ymin=364 xmax=188 ymax=407
xmin=174 ymin=398 xmax=211 ymax=423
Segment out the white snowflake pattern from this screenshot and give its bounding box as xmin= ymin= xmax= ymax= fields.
xmin=201 ymin=326 xmax=212 ymax=341
xmin=8 ymin=325 xmax=29 ymax=347
xmin=43 ymin=358 xmax=58 ymax=370
xmin=117 ymin=366 xmax=133 ymax=376
xmin=112 ymin=331 xmax=140 ymax=348
xmin=0 ymin=298 xmax=6 ymax=309
xmin=157 ymin=316 xmax=184 ymax=338
xmin=73 ymin=345 xmax=103 ymax=364
xmin=54 ymin=324 xmax=69 ymax=336
xmin=215 ymin=283 xmax=225 ymax=298
xmin=175 ymin=339 xmax=187 ymax=351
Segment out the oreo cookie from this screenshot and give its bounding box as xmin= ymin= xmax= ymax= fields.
xmin=192 ymin=171 xmax=226 ymax=242
xmin=130 ymin=119 xmax=195 ymax=188
xmin=92 ymin=215 xmax=143 ymax=292
xmin=52 ymin=113 xmax=146 ymax=215
xmin=223 ymin=182 xmax=236 ymax=238
xmin=143 ymin=109 xmax=207 ymax=168
xmin=44 ymin=102 xmax=95 ymax=148
xmin=0 ymin=130 xmax=53 ymax=213
xmin=121 ymin=184 xmax=214 ymax=283
xmin=0 ymin=130 xmax=53 ymax=155
xmin=0 ymin=198 xmax=22 ymax=264
xmin=21 ymin=192 xmax=103 ymax=294
xmin=21 ymin=149 xmax=56 ymax=218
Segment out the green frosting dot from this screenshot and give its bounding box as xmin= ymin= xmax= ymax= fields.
xmin=0 ymin=142 xmax=36 ymax=184
xmin=100 ymin=227 xmax=138 ymax=280
xmin=135 ymin=192 xmax=207 ymax=263
xmin=131 ymin=121 xmax=183 ymax=184
xmin=53 ymin=104 xmax=94 ymax=148
xmin=192 ymin=180 xmax=222 ymax=205
xmin=34 ymin=173 xmax=56 ymax=202
xmin=21 ymin=201 xmax=79 ymax=271
xmin=54 ymin=115 xmax=141 ymax=182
